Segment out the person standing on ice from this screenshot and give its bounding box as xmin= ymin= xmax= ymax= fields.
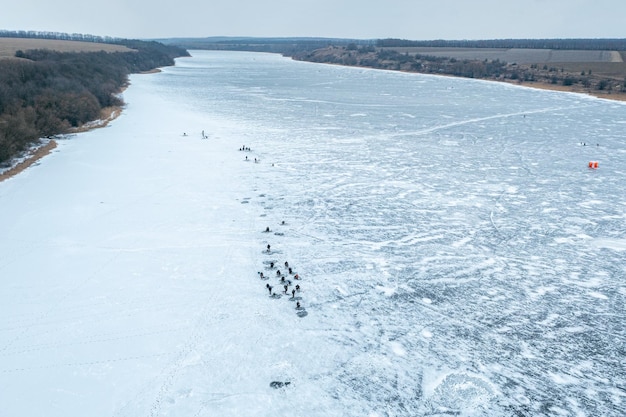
xmin=266 ymin=244 xmax=271 ymax=252
xmin=266 ymin=284 xmax=273 ymax=295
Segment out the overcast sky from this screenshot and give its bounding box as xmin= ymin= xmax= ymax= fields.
xmin=2 ymin=0 xmax=625 ymax=40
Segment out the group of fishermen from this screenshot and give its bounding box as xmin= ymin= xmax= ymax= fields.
xmin=261 ymin=233 xmax=304 ymax=312
xmin=236 ymin=144 xmax=304 ymax=313
xmin=240 ymin=145 xmax=261 ymax=163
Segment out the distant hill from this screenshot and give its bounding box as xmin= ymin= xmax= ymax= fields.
xmin=157 ymin=36 xmax=626 ymax=56
xmin=156 ymin=36 xmax=373 ymax=55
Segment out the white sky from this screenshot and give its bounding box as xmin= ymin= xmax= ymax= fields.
xmin=1 ymin=0 xmax=625 ymax=40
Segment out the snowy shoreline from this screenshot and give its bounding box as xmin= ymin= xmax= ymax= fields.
xmin=0 ymin=138 xmax=57 ymax=181
xmin=0 ymin=106 xmax=122 ymax=182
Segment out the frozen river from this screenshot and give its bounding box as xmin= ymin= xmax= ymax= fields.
xmin=1 ymin=51 xmax=625 ymax=416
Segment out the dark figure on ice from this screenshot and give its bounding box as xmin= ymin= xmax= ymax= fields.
xmin=291 ymin=289 xmax=296 ymax=298
xmin=267 ymin=244 xmax=271 ymax=252
xmin=296 ymin=301 xmax=301 ymax=309
xmin=258 ymin=272 xmax=264 ymax=279
xmin=295 ymin=284 xmax=300 ymax=292
xmin=266 ymin=284 xmax=273 ymax=295
xmin=281 ymin=220 xmax=285 ymax=225
xmin=265 ymin=226 xmax=270 ymax=232
xmin=294 ymin=274 xmax=300 ymax=280
xmin=280 ymin=276 xmax=285 ymax=283
xmin=283 ymin=285 xmax=288 ymax=294
xmin=270 ymin=262 xmax=274 ymax=268
xmin=276 ymin=270 xmax=281 ymax=276
xmin=284 ymin=261 xmax=289 ymax=268
xmin=288 ymin=267 xmax=293 ymax=274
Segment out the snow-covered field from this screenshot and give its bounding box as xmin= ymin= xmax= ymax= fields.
xmin=1 ymin=50 xmax=624 ymax=416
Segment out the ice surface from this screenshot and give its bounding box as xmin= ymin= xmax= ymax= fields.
xmin=0 ymin=51 xmax=625 ymax=416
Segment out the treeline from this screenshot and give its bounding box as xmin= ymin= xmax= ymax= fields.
xmin=376 ymin=38 xmax=626 ymax=51
xmin=0 ymin=29 xmax=120 ymax=44
xmin=0 ymin=39 xmax=188 ymax=164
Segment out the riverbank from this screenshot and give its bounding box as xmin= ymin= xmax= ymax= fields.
xmin=504 ymin=79 xmax=626 ymax=102
xmin=0 ymin=105 xmax=122 ymax=182
xmin=409 ymin=65 xmax=626 ymax=102
xmin=0 ymin=139 xmax=58 ymax=182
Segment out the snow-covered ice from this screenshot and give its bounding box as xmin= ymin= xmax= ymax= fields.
xmin=1 ymin=51 xmax=625 ymax=416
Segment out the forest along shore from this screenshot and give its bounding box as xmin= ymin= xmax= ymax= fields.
xmin=0 ymin=34 xmax=189 ymax=176
xmin=0 ymin=106 xmax=122 ymax=182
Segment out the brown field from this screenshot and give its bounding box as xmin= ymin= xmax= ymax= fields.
xmin=0 ymin=37 xmax=133 ymax=59
xmin=386 ymin=47 xmax=624 ymax=64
